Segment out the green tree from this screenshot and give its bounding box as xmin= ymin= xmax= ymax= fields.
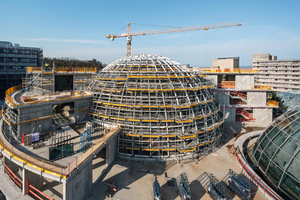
xmin=43 ymin=57 xmax=106 ymax=71
xmin=267 ymin=91 xmax=288 ymax=118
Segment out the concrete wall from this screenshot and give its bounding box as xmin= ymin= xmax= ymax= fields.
xmin=106 ymin=135 xmax=117 ymax=166
xmin=64 ymin=157 xmax=93 ymax=200
xmin=253 ymin=108 xmax=273 ymax=127
xmin=215 ymin=92 xmax=230 ymax=106
xmin=206 ymin=75 xmax=218 ymax=87
xmin=247 ymin=92 xmax=266 ymax=107
xmin=23 ymin=168 xmax=44 ymax=190
xmin=74 ymin=98 xmax=93 ymax=123
xmin=212 ymin=58 xmax=239 ymax=70
xmin=19 ymin=104 xmax=53 ymax=135
xmin=235 ymin=75 xmax=255 ymax=90
xmin=224 ymin=107 xmax=236 ymax=122
xmin=253 ymin=53 xmax=273 ymax=62
xmin=4 ymin=156 xmax=20 ymax=173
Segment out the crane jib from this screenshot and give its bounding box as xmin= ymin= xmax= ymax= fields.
xmin=107 ymin=21 xmax=242 ymax=56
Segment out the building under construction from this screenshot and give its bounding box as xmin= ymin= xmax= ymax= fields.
xmin=90 ymin=54 xmax=224 ymax=159
xmin=0 ymin=54 xmax=224 ymax=200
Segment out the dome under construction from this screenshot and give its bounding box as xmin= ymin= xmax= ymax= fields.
xmin=90 ymin=54 xmax=224 ymax=159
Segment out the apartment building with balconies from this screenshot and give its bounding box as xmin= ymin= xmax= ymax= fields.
xmin=253 ymin=53 xmax=300 ymax=92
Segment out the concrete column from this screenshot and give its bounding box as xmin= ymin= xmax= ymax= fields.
xmin=22 ymin=167 xmax=27 ymax=195
xmin=106 ymin=136 xmax=117 ymax=166
xmin=63 ymin=157 xmax=93 ymax=200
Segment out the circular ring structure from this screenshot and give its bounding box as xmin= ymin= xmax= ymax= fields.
xmin=90 ymin=54 xmax=224 ymax=159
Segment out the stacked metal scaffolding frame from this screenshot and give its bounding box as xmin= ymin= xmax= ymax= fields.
xmin=152 ymin=176 xmax=162 ymax=200
xmin=207 ymin=174 xmax=226 ymax=200
xmin=228 ymin=169 xmax=251 ymax=200
xmin=74 ymin=76 xmax=91 ymax=92
xmin=1 ymin=100 xmax=54 ymax=141
xmin=22 ymin=65 xmax=54 ymax=95
xmin=1 ymin=103 xmax=19 ymax=141
xmin=90 ymin=54 xmax=224 ymax=159
xmin=176 ymin=172 xmax=191 ymax=200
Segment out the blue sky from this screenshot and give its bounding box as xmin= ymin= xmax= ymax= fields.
xmin=1 ymin=0 xmax=299 ymax=67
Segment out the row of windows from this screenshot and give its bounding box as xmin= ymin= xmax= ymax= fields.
xmin=0 ymin=58 xmax=38 ymax=62
xmin=259 ymin=75 xmax=299 ymax=77
xmin=254 ymin=61 xmax=300 ymax=64
xmin=0 ymin=48 xmax=40 ymax=54
xmin=258 ymin=79 xmax=300 ymax=82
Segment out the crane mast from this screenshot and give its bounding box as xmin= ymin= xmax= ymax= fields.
xmin=107 ymin=21 xmax=242 ymax=56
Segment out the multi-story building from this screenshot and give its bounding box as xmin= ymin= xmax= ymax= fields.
xmin=0 ymin=41 xmax=43 ymax=105
xmin=196 ymin=57 xmax=277 ymax=127
xmin=253 ymin=53 xmax=300 ymax=92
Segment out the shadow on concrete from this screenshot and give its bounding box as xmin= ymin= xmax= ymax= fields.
xmin=88 ymin=158 xmax=169 ymax=200
xmin=39 ymin=178 xmax=63 ymax=200
xmin=189 ymin=178 xmax=206 ymax=200
xmin=239 ymin=172 xmax=259 ymax=199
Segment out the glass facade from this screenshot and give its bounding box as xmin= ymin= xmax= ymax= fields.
xmin=253 ymin=107 xmax=300 ymax=200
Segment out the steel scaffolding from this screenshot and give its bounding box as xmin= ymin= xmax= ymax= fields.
xmin=90 ymin=54 xmax=224 ymax=159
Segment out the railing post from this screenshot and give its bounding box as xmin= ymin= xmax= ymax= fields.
xmin=27 ymin=179 xmax=29 ymax=195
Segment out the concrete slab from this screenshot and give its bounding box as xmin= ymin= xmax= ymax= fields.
xmin=87 ymin=131 xmax=268 ymax=200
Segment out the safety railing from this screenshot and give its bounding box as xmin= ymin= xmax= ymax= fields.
xmin=28 ymin=179 xmax=53 ymax=200
xmin=0 ymin=137 xmax=68 ymax=178
xmin=4 ymin=162 xmax=53 ymax=200
xmin=0 ymin=125 xmax=121 ymax=178
xmin=27 ymin=66 xmax=42 ymax=73
xmin=5 ymin=85 xmax=22 ymax=107
xmin=67 ymin=126 xmax=121 ymax=174
xmin=4 ymin=163 xmax=22 ymax=188
xmin=233 ymin=145 xmax=282 ymax=200
xmin=27 ymin=66 xmax=97 ymax=73
xmin=203 ymin=68 xmax=259 ymax=73
xmin=5 ymin=85 xmax=93 ymax=108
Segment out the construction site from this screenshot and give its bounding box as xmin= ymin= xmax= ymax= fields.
xmin=0 ymin=20 xmax=287 ymax=200
xmin=90 ymin=54 xmax=224 ymax=159
xmin=0 ymin=52 xmax=284 ymax=200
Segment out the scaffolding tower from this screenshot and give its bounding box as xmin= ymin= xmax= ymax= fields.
xmin=90 ymin=54 xmax=224 ymax=159
xmin=228 ymin=169 xmax=251 ymax=200
xmin=22 ymin=66 xmax=54 ymax=95
xmin=176 ymin=172 xmax=191 ymax=200
xmin=207 ymin=174 xmax=226 ymax=200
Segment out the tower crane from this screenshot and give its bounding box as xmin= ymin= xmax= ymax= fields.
xmin=106 ymin=22 xmax=242 ymax=56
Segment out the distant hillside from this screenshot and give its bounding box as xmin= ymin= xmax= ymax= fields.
xmin=43 ymin=57 xmax=106 ymax=71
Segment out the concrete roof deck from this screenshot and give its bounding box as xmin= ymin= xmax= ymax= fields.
xmin=13 ymin=90 xmax=93 ymax=107
xmin=11 ymin=125 xmax=106 ymax=165
xmin=0 ymin=116 xmax=120 ymax=179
